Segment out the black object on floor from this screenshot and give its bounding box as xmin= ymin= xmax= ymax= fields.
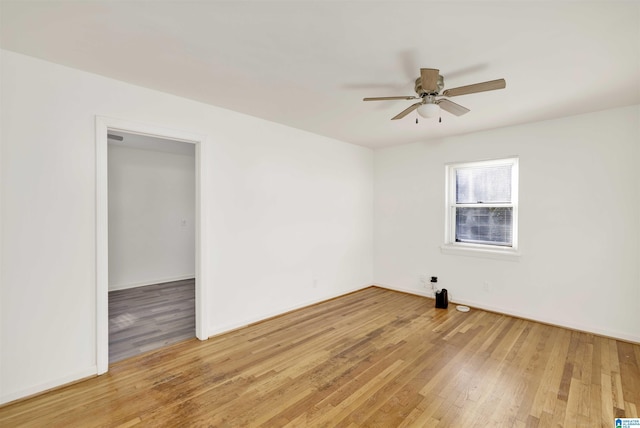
xmin=435 ymin=288 xmax=448 ymax=309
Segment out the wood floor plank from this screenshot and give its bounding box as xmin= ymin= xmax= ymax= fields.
xmin=1 ymin=286 xmax=639 ymax=427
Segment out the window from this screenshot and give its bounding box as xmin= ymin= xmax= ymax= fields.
xmin=443 ymin=157 xmax=519 ymax=258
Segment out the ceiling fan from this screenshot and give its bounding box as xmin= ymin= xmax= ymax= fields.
xmin=363 ymin=68 xmax=506 ymax=120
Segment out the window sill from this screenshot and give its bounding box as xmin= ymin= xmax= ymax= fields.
xmin=440 ymin=244 xmax=521 ymax=261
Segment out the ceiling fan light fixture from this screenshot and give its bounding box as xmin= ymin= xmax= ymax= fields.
xmin=417 ymin=103 xmax=440 ymax=118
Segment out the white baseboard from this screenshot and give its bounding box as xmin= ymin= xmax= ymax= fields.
xmin=206 ymin=284 xmax=371 ymax=338
xmin=450 ymin=297 xmax=640 ymax=344
xmin=372 ymin=282 xmax=435 ymax=299
xmin=108 ymin=274 xmax=195 ymax=291
xmin=0 ymin=366 xmax=97 ymax=406
xmin=374 ymin=283 xmax=640 ymax=344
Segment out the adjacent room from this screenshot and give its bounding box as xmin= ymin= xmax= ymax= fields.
xmin=107 ymin=132 xmax=197 ymax=363
xmin=1 ymin=1 xmax=638 ymax=426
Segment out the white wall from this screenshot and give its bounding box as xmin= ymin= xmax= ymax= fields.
xmin=374 ymin=104 xmax=640 ymax=342
xmin=0 ymin=50 xmax=374 ymax=403
xmin=108 ymin=144 xmax=195 ymax=290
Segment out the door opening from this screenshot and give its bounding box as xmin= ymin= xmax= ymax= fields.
xmin=107 ymin=132 xmax=196 ymax=363
xmin=96 ymin=116 xmax=208 ymax=374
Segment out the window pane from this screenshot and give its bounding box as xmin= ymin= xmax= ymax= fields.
xmin=455 ymin=207 xmax=513 ymax=246
xmin=456 ymin=165 xmax=512 ymax=203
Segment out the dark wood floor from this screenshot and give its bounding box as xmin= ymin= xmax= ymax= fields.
xmin=109 ymin=279 xmax=195 ymax=363
xmin=1 ymin=287 xmax=638 ymax=427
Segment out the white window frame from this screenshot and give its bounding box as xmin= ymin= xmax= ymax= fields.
xmin=442 ymin=157 xmax=520 ymax=260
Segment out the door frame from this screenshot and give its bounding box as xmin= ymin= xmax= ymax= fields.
xmin=95 ymin=116 xmax=209 ymax=374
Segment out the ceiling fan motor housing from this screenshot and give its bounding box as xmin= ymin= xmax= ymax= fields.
xmin=415 ymin=75 xmax=444 ymax=97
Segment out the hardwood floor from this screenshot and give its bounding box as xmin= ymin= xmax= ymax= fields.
xmin=1 ymin=287 xmax=638 ymax=427
xmin=109 ymin=279 xmax=195 ymax=363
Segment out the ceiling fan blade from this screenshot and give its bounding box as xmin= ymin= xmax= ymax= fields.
xmin=391 ymin=102 xmax=422 ymax=120
xmin=442 ymin=78 xmax=506 ymax=97
xmin=363 ymin=96 xmax=418 ymax=101
xmin=420 ymin=68 xmax=440 ymax=92
xmin=437 ymin=99 xmax=470 ymax=116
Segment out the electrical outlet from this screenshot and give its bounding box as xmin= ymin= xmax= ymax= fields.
xmin=419 ymin=274 xmax=428 ymax=286
xmin=312 ymin=274 xmax=318 ymax=288
xmin=483 ymin=281 xmax=490 ymax=292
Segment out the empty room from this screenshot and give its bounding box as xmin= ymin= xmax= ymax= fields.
xmin=0 ymin=1 xmax=638 ymax=427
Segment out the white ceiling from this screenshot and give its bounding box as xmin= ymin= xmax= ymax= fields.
xmin=2 ymin=1 xmax=639 ymax=149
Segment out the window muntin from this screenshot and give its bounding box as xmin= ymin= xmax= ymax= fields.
xmin=446 ymin=158 xmax=518 ymax=251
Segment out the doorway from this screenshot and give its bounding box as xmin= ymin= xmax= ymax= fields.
xmin=107 ymin=131 xmax=196 ymax=363
xmin=96 ymin=116 xmax=209 ymax=374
